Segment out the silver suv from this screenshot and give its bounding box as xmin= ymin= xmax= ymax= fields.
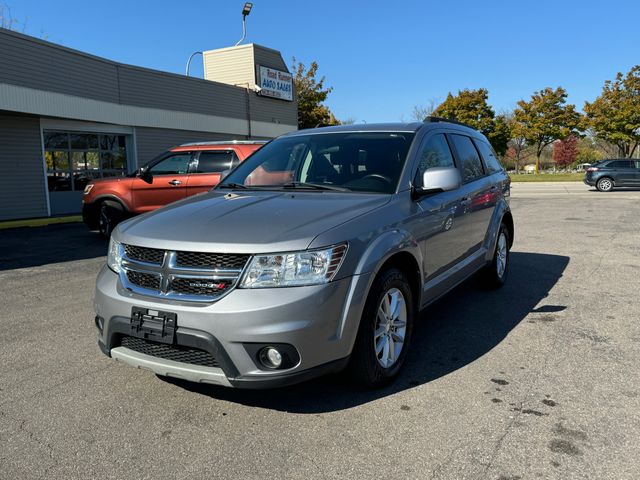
xmin=95 ymin=119 xmax=513 ymax=388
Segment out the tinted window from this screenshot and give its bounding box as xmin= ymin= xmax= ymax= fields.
xmin=449 ymin=134 xmax=485 ymax=183
xmin=416 ymin=134 xmax=454 ymax=173
xmin=606 ymin=160 xmax=634 ymax=169
xmin=195 ymin=151 xmax=235 ymax=173
xmin=149 ymin=154 xmax=191 ymax=175
xmin=474 ymin=139 xmax=503 ymax=174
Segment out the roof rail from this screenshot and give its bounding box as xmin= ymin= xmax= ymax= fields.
xmin=423 ymin=116 xmax=475 ymax=129
xmin=178 ymin=139 xmax=269 ymax=147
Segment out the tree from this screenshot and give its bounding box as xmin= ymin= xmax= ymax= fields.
xmin=552 ymin=135 xmax=579 ymax=168
xmin=512 ymin=87 xmax=581 ymax=173
xmin=292 ymin=59 xmax=340 ymax=129
xmin=410 ymin=98 xmax=440 ymax=121
xmin=432 ymin=88 xmax=510 ymax=156
xmin=584 ymin=65 xmax=640 ymax=158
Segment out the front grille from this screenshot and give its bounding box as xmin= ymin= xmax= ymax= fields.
xmin=126 ymin=270 xmax=160 ymax=291
xmin=175 ymin=251 xmax=249 ymax=269
xmin=124 ymin=245 xmax=164 ymax=264
xmin=121 ymin=244 xmax=249 ymax=301
xmin=120 ymin=336 xmax=219 ymax=367
xmin=171 ymin=278 xmax=232 ymax=296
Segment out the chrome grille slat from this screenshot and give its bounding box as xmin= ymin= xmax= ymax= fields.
xmin=120 ymin=244 xmax=249 ymax=302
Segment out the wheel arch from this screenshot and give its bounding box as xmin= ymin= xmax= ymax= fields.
xmin=94 ymin=195 xmax=130 ymax=212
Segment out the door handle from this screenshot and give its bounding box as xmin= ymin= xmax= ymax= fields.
xmin=168 ymin=179 xmax=182 ymax=186
xmin=489 ymin=185 xmax=498 ymax=192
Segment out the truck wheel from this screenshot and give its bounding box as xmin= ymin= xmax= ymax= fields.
xmin=480 ymin=223 xmax=510 ymax=289
xmin=98 ymin=202 xmax=123 ymax=238
xmin=349 ymin=268 xmax=414 ymax=388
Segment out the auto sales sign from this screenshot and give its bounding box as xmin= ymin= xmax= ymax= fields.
xmin=258 ymin=66 xmax=293 ymax=101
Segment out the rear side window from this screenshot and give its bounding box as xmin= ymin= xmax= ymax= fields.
xmin=448 ymin=134 xmax=485 ymax=183
xmin=606 ymin=160 xmax=634 ymax=169
xmin=195 ymin=151 xmax=236 ymax=173
xmin=474 ymin=139 xmax=503 ymax=174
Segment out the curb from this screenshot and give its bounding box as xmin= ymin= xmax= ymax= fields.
xmin=0 ymin=215 xmax=82 ymax=230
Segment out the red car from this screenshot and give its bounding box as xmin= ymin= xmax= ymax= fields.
xmin=82 ymin=140 xmax=266 ymax=236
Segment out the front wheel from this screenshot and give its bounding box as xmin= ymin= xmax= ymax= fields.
xmin=349 ymin=268 xmax=415 ymax=388
xmin=98 ymin=202 xmax=123 ymax=237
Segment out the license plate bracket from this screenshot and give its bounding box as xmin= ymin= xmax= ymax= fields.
xmin=130 ymin=307 xmax=177 ymax=344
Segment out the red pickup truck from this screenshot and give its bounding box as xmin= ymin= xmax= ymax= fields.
xmin=82 ymin=140 xmax=266 ymax=236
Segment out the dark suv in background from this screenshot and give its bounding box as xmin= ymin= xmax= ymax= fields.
xmin=584 ymin=159 xmax=640 ymax=191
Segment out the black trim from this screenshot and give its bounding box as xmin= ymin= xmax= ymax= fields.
xmin=227 ymin=356 xmax=350 ymax=389
xmin=242 ymin=343 xmax=301 ymax=370
xmin=99 ymin=316 xmax=240 ymax=378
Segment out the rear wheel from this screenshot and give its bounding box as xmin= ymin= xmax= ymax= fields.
xmin=349 ymin=268 xmax=414 ymax=388
xmin=480 ymin=223 xmax=510 ymax=289
xmin=596 ymin=177 xmax=613 ymax=192
xmin=98 ymin=202 xmax=123 ymax=237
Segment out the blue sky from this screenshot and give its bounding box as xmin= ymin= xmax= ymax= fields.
xmin=7 ymin=0 xmax=640 ymax=122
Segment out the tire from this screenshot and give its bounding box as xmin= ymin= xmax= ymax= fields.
xmin=596 ymin=177 xmax=614 ymax=192
xmin=98 ymin=201 xmax=123 ymax=238
xmin=480 ymin=223 xmax=510 ymax=289
xmin=349 ymin=268 xmax=415 ymax=388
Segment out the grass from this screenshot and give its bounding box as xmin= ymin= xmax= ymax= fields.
xmin=0 ymin=215 xmax=82 ymax=230
xmin=509 ymin=172 xmax=585 ymax=182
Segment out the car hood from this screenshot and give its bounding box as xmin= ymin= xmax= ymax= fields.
xmin=116 ymin=190 xmax=390 ymax=253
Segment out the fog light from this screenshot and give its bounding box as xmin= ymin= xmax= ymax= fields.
xmin=260 ymin=347 xmax=283 ymax=369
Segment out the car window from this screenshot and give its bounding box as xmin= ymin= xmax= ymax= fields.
xmin=606 ymin=160 xmax=634 ymax=169
xmin=194 ymin=151 xmax=236 ymax=173
xmin=414 ymin=134 xmax=455 ymax=187
xmin=448 ymin=134 xmax=485 ymax=183
xmin=218 ymin=132 xmax=415 ymax=194
xmin=474 ymin=139 xmax=503 ymax=174
xmin=149 ymin=153 xmax=191 ymax=175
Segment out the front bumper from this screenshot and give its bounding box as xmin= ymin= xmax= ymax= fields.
xmin=95 ymin=265 xmax=371 ymax=388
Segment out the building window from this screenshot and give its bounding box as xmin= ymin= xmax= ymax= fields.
xmin=43 ymin=130 xmax=128 ymax=192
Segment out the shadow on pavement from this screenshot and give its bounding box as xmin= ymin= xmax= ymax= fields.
xmin=162 ymin=251 xmax=570 ymax=412
xmin=0 ymin=223 xmax=107 ymax=271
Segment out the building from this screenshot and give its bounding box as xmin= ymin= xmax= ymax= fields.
xmin=0 ymin=28 xmax=297 ymax=220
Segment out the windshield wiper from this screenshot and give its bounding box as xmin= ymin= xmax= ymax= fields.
xmin=282 ymin=182 xmax=350 ymax=192
xmin=218 ymin=182 xmax=248 ymax=189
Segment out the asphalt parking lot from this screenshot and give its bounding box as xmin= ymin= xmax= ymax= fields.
xmin=1 ymin=183 xmax=639 ymax=480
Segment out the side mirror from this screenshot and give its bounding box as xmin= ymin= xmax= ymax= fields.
xmin=412 ymin=167 xmax=461 ymax=199
xmin=139 ymin=167 xmax=153 ymax=183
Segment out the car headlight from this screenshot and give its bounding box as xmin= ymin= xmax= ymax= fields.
xmin=240 ymin=244 xmax=347 ymax=288
xmin=83 ymin=184 xmax=94 ymax=195
xmin=107 ymin=237 xmax=123 ymax=273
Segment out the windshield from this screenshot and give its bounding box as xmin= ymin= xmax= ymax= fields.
xmin=217 ymin=132 xmax=415 ymax=194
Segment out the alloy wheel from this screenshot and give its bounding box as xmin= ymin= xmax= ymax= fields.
xmin=374 ymin=288 xmax=407 ymax=368
xmin=496 ymin=232 xmax=508 ymax=279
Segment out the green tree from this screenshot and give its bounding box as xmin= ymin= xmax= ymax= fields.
xmin=512 ymin=87 xmax=581 ymax=173
xmin=432 ymin=88 xmax=510 ymax=156
xmin=292 ymin=59 xmax=340 ymax=129
xmin=584 ymin=65 xmax=640 ymax=158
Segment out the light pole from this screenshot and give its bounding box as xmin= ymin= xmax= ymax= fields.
xmin=235 ymin=2 xmax=253 ymax=46
xmin=185 ymin=51 xmax=202 ymax=77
